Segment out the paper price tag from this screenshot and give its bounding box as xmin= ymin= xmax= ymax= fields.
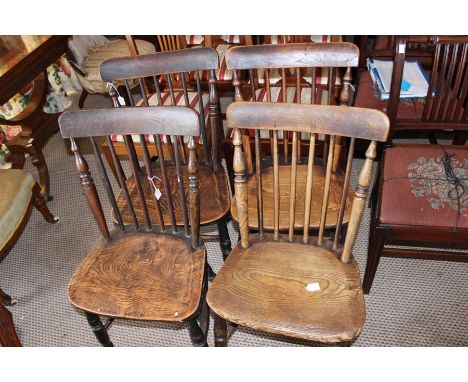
xmin=147 ymin=176 xmax=162 ymax=200
xmin=117 ymin=96 xmax=126 ymax=106
xmin=305 ymin=283 xmax=320 ymax=292
xmin=154 ymin=187 xmax=162 ymax=200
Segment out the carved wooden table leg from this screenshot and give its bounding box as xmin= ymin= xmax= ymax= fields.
xmin=0 ymin=304 xmax=21 ymax=347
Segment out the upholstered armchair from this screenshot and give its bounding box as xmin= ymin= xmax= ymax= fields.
xmin=66 ymin=36 xmax=156 ymax=108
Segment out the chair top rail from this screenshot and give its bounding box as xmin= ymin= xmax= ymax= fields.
xmin=100 ymin=47 xmax=219 ymax=81
xmin=59 ymin=106 xmax=200 ymax=138
xmin=227 ymin=102 xmax=389 ymax=142
xmin=226 ymin=42 xmax=359 ymax=70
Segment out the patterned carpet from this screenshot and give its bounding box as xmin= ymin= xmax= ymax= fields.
xmin=1 ymin=94 xmax=467 ymax=346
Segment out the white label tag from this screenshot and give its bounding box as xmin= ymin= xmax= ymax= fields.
xmin=117 ymin=96 xmax=126 ymax=106
xmin=154 ymin=188 xmax=162 ymax=200
xmin=306 ymin=283 xmax=320 ymax=292
xmin=398 ymin=42 xmax=405 ymax=54
xmin=147 ymin=176 xmax=162 ymax=200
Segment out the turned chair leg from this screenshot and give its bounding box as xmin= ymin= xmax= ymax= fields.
xmin=27 ymin=143 xmax=52 ymax=201
xmin=32 ymin=183 xmax=59 ymax=223
xmin=363 ymin=224 xmax=387 ymax=294
xmin=214 ymin=315 xmax=228 ymax=347
xmin=0 ymin=287 xmax=16 ymax=306
xmin=85 ymin=312 xmax=114 ymax=347
xmin=217 ymin=215 xmax=232 ymax=261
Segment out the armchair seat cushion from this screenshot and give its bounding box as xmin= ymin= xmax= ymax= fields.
xmin=78 ymin=39 xmax=156 ymax=94
xmin=0 ymin=169 xmax=34 ymax=250
xmin=380 ymin=145 xmax=468 ymax=229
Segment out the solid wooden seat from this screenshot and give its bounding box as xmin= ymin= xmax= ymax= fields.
xmin=207 ymin=236 xmax=365 ymax=343
xmin=116 ymin=164 xmax=230 ymax=226
xmin=231 ymin=165 xmax=353 ymax=230
xmin=68 ymin=231 xmax=205 ymax=321
xmin=59 ymin=106 xmax=210 ymax=346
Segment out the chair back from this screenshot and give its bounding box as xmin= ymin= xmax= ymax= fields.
xmin=225 ymin=42 xmax=360 ymax=175
xmin=100 ymin=47 xmax=224 ymax=172
xmin=58 ymin=106 xmax=202 ymax=249
xmin=228 ymin=102 xmax=389 ymax=262
xmin=386 ymin=36 xmax=468 ymax=139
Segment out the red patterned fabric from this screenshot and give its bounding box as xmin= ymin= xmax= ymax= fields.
xmin=380 ymin=145 xmax=468 ymax=229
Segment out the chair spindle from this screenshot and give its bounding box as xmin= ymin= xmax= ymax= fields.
xmin=172 ymin=135 xmax=190 ymax=236
xmin=317 ymin=134 xmax=335 ymax=245
xmin=90 ymin=136 xmax=125 ymax=231
xmin=332 ymin=137 xmax=355 ymax=251
xmin=302 ymin=133 xmax=316 ymax=244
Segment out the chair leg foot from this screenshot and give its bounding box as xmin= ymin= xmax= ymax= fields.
xmin=0 ymin=288 xmax=17 ymax=306
xmin=32 ymin=183 xmax=59 ymax=223
xmin=84 ymin=312 xmax=114 ymax=347
xmin=217 ymin=216 xmax=231 ymax=261
xmin=188 ymin=319 xmax=207 ymax=347
xmin=214 ymin=315 xmax=228 ymax=347
xmin=363 ymin=226 xmax=386 ymax=294
xmin=207 ymin=263 xmax=216 ymax=281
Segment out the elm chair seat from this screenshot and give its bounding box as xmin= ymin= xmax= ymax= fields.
xmin=68 ymin=231 xmax=205 ymax=321
xmin=207 ymin=237 xmax=365 ymax=343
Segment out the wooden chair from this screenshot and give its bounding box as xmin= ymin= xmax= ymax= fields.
xmin=58 ymin=106 xmax=210 ymax=346
xmin=362 ymin=36 xmax=468 ymax=293
xmin=99 ymin=48 xmax=232 ymax=261
xmin=207 ymin=102 xmax=390 ymax=345
xmin=223 ymin=42 xmax=359 ymax=234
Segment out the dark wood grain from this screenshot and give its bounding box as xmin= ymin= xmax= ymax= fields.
xmin=115 ymin=165 xmax=229 ymax=227
xmin=225 ymin=42 xmax=359 ymax=70
xmin=59 ymin=106 xmax=200 ymax=139
xmin=68 ymin=231 xmax=206 ymax=321
xmin=100 ymin=47 xmax=219 ymax=81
